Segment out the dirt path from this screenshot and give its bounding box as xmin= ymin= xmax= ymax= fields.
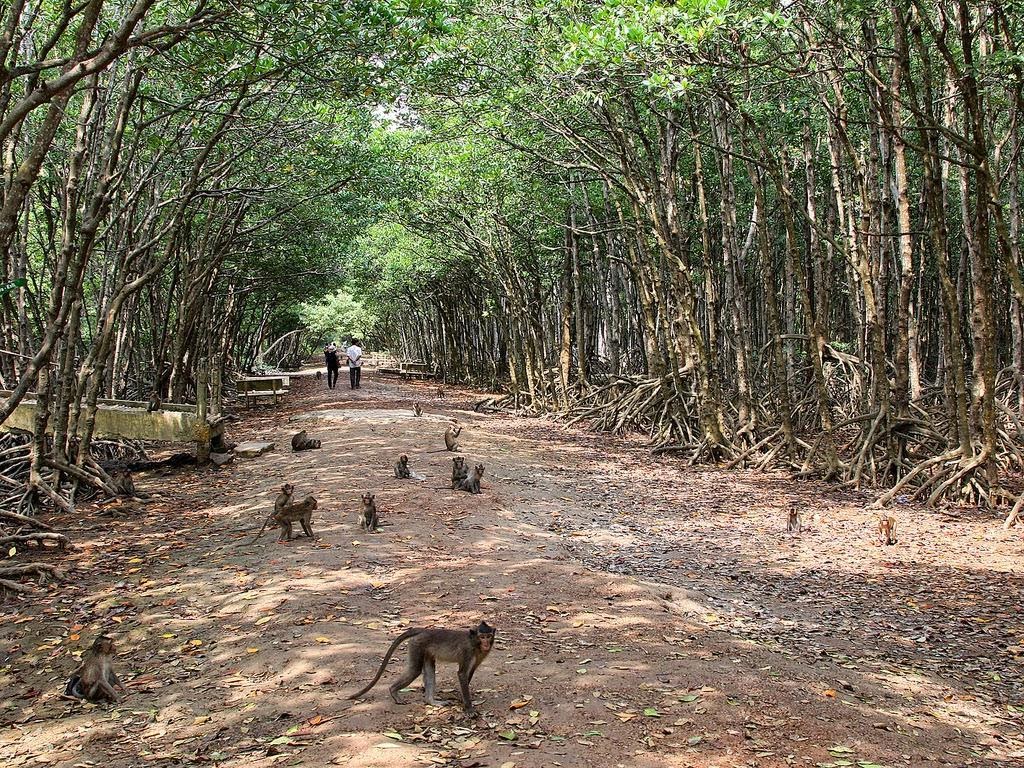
xmin=2 ymin=371 xmax=1023 ymax=767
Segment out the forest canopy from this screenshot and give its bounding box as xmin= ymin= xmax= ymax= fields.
xmin=3 ymin=0 xmax=1024 ymax=519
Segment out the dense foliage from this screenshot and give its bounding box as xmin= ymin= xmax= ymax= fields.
xmin=3 ymin=0 xmax=1024 ymax=523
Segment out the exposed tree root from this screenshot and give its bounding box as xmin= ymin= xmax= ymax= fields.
xmin=478 ymin=358 xmax=1024 ymax=511
xmin=0 ymin=563 xmax=66 ymax=593
xmin=0 ymin=532 xmax=71 ymax=551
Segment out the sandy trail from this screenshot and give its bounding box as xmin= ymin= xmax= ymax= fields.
xmin=2 ymin=370 xmax=1022 ymax=767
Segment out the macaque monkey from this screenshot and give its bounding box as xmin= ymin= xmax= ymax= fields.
xmin=274 ymin=483 xmax=295 ymax=514
xmin=109 ymin=468 xmax=136 ymax=497
xmin=316 ymin=370 xmax=323 ymax=380
xmin=457 ymin=463 xmax=485 ymax=494
xmin=251 ymin=483 xmax=295 ymax=542
xmin=426 ymin=425 xmax=462 ymax=454
xmin=291 ymin=429 xmax=322 ymax=451
xmin=275 ymin=495 xmax=317 ymax=541
xmin=450 ymin=456 xmax=468 ymax=489
xmin=878 ymin=515 xmax=897 ymax=545
xmin=436 ymin=386 xmax=446 ymax=398
xmin=147 ymin=391 xmax=161 ymax=413
xmin=394 ymin=454 xmax=412 ymax=479
xmin=360 ymin=492 xmax=379 ymax=532
xmin=64 ymin=634 xmax=126 ymax=703
xmin=413 ymin=403 xmax=423 ymax=417
xmin=348 ymin=621 xmax=496 ymax=714
xmin=787 ymin=505 xmax=802 ymax=534
xmin=445 ymin=425 xmax=462 ymax=451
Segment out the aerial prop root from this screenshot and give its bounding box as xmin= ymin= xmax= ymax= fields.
xmin=870 ymin=448 xmax=1009 ymax=508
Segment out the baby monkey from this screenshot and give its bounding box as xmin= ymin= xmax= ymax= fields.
xmin=436 ymin=386 xmax=446 ymax=398
xmin=878 ymin=515 xmax=897 ymax=545
xmin=64 ymin=634 xmax=126 ymax=703
xmin=457 ymin=463 xmax=485 ymax=494
xmin=786 ymin=505 xmax=802 ymax=534
xmin=394 ymin=454 xmax=412 ymax=479
xmin=360 ymin=492 xmax=379 ymax=532
xmin=348 ymin=621 xmax=496 ymax=715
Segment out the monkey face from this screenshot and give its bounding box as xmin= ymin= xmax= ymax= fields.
xmin=399 ymin=454 xmax=408 ymax=463
xmin=475 ymin=464 xmax=485 ymax=476
xmin=472 ymin=622 xmax=496 ymax=651
xmin=362 ymin=492 xmax=374 ymax=504
xmin=93 ymin=635 xmax=116 ymax=654
xmin=282 ymin=483 xmax=294 ymax=494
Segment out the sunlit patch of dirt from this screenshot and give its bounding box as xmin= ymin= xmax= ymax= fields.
xmin=1 ymin=368 xmax=1022 ymax=767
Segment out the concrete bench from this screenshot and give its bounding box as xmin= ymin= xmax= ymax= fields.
xmin=400 ymin=362 xmax=434 ymax=379
xmin=376 ymin=362 xmax=436 ymax=379
xmin=244 ymin=375 xmax=290 ymax=391
xmin=237 ymin=377 xmax=287 ymax=407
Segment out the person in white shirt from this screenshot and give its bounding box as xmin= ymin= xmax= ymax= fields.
xmin=346 ymin=339 xmax=363 ymax=389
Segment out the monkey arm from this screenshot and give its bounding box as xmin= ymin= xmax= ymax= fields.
xmin=107 ymin=668 xmax=125 ymax=690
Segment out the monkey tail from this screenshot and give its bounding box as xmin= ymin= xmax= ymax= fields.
xmin=347 ymin=628 xmax=421 ymax=700
xmin=63 ymin=674 xmax=83 ymax=699
xmin=250 ymin=514 xmax=274 ymax=544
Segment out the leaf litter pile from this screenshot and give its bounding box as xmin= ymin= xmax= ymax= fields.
xmin=1 ymin=373 xmax=1023 ymax=768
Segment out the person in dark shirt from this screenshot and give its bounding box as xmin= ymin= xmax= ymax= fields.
xmin=324 ymin=342 xmax=340 ymax=388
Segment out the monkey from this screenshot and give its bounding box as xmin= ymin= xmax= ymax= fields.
xmin=64 ymin=634 xmax=126 ymax=703
xmin=457 ymin=463 xmax=485 ymax=494
xmin=251 ymin=483 xmax=295 ymax=542
xmin=275 ymin=495 xmax=317 ymax=542
xmin=450 ymin=456 xmax=468 ymax=489
xmin=787 ymin=505 xmax=802 ymax=534
xmin=360 ymin=492 xmax=379 ymax=532
xmin=275 ymin=483 xmax=295 ymax=514
xmin=348 ymin=621 xmax=496 ymax=715
xmin=426 ymin=425 xmax=463 ymax=454
xmin=109 ymin=468 xmax=136 ymax=497
xmin=394 ymin=454 xmax=412 ymax=479
xmin=147 ymin=391 xmax=161 ymax=413
xmin=291 ymin=429 xmax=322 ymax=451
xmin=878 ymin=515 xmax=897 ymax=545
xmin=316 ymin=370 xmax=323 ymax=380
xmin=413 ymin=403 xmax=423 ymax=417
xmin=436 ymin=386 xmax=446 ymax=398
